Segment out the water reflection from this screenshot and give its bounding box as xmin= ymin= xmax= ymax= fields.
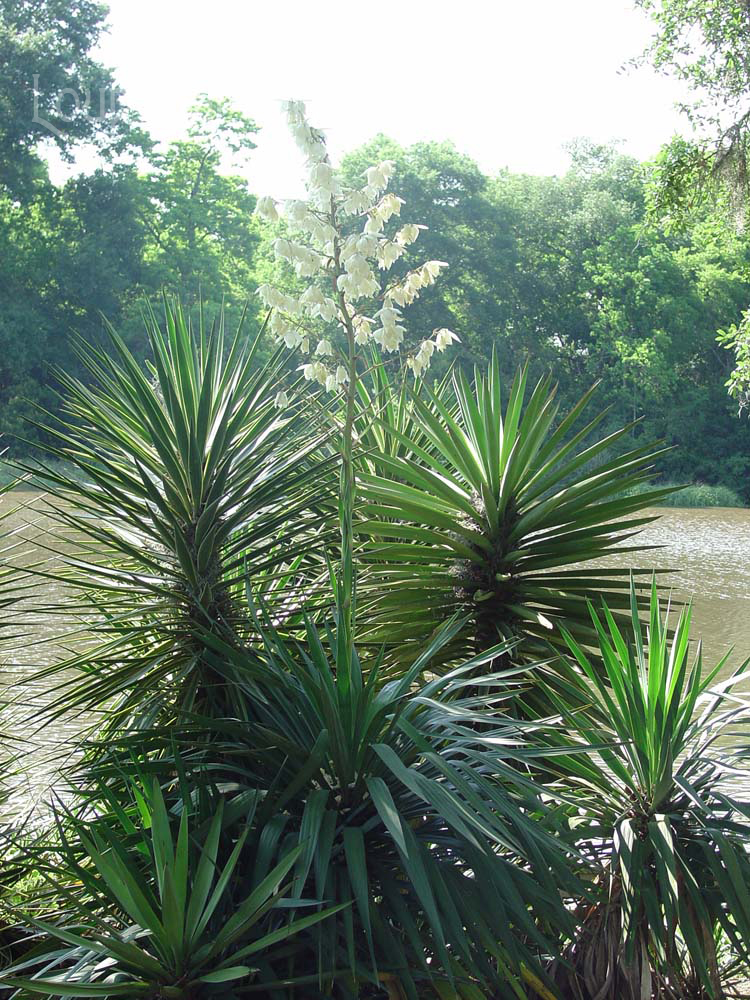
xmin=0 ymin=491 xmax=88 ymax=817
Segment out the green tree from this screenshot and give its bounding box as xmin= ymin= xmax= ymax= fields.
xmin=0 ymin=0 xmax=145 ymax=197
xmin=0 ymin=95 xmax=265 ymax=451
xmin=634 ymin=1 xmax=750 ymax=402
xmin=636 ymin=0 xmax=750 ymax=219
xmin=133 ymin=96 xmax=260 ymax=316
xmin=0 ymin=165 xmax=146 ymax=446
xmin=336 ymin=137 xmax=750 ymax=493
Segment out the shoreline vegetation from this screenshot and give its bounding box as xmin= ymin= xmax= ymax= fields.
xmin=624 ymin=481 xmax=746 ymax=508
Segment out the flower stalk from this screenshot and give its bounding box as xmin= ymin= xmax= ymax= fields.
xmin=331 ymin=205 xmax=359 ymax=671
xmin=254 ymin=100 xmax=459 ymax=668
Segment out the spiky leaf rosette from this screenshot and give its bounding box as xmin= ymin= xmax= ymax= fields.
xmin=21 ymin=299 xmax=334 ymax=727
xmin=183 ymin=613 xmax=578 ymax=997
xmin=0 ymin=776 xmax=343 ymax=997
xmin=357 ymin=355 xmax=673 ymax=666
xmin=542 ymin=583 xmax=750 ymax=999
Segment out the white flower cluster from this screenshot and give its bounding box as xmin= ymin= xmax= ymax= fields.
xmin=254 ymin=100 xmax=459 ymax=403
xmin=407 ymin=328 xmax=460 ymax=378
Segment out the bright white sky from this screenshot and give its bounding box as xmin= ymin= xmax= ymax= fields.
xmin=78 ymin=0 xmax=690 ymax=198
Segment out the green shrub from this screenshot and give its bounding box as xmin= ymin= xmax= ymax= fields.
xmin=10 ymin=101 xmax=749 ymax=998
xmin=8 ymin=299 xmax=695 ymax=998
xmin=186 ymin=614 xmax=576 ymax=996
xmin=25 ymin=301 xmax=334 ymax=728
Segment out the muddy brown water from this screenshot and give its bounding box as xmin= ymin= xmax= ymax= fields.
xmin=2 ymin=494 xmax=750 ymax=816
xmin=604 ymin=505 xmax=750 ymax=670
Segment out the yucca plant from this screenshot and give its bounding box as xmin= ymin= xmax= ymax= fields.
xmin=357 ymin=356 xmax=673 ymax=667
xmin=0 ymin=776 xmax=344 ymax=998
xmin=176 ymin=611 xmax=579 ymax=999
xmin=541 ymin=583 xmax=750 ymax=999
xmin=20 ymin=300 xmax=334 ymax=727
xmin=354 ymin=352 xmax=452 ymax=467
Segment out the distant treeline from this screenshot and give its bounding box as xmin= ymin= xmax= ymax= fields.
xmin=3 ymin=2 xmax=750 ymax=495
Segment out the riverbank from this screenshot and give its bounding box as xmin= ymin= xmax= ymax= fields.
xmin=626 ymin=481 xmax=746 ymax=508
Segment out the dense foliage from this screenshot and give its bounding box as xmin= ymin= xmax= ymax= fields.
xmin=0 ymin=292 xmax=748 ymax=999
xmin=636 ymin=0 xmax=750 ymax=404
xmin=0 ymin=264 xmax=750 ymax=1000
xmin=339 ymin=138 xmax=750 ymax=495
xmin=3 ymin=1 xmax=750 ymax=494
xmin=2 ymin=8 xmax=750 ymax=1000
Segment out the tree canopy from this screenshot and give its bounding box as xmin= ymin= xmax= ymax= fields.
xmin=2 ymin=0 xmax=750 ymax=495
xmin=0 ymin=0 xmax=147 ymax=196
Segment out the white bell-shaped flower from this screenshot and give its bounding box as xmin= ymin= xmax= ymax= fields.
xmin=255 ymin=196 xmax=279 ymax=223
xmin=342 ymin=189 xmax=373 ymax=215
xmin=435 ymin=328 xmax=460 ymax=351
xmin=396 ymin=223 xmax=423 ymax=246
